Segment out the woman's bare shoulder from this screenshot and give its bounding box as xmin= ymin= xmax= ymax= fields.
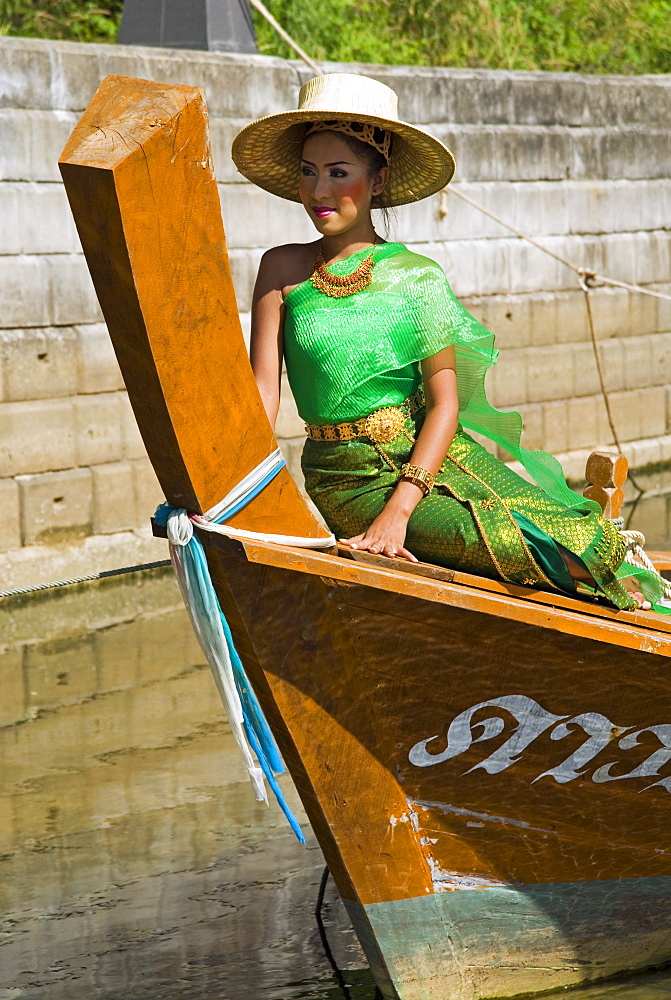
xmin=257 ymin=242 xmax=320 ymax=298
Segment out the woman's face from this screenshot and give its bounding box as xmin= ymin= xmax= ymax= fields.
xmin=298 ymin=131 xmax=387 ymax=237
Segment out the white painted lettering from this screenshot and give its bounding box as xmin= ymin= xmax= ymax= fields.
xmin=409 ymin=696 xmax=671 ymax=795
xmin=409 ymin=695 xmax=566 ymax=772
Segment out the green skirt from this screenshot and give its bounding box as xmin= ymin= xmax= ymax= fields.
xmin=301 ymin=408 xmax=640 ymax=611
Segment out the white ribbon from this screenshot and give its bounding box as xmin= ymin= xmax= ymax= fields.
xmin=159 ymin=450 xmax=334 ymax=806
xmin=197 ymin=448 xmax=336 ymax=548
xmin=167 ymin=510 xmax=268 ymax=801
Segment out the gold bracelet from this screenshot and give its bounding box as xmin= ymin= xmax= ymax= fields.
xmin=400 ymin=463 xmax=436 ymax=497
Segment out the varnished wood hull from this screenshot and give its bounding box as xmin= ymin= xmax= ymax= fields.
xmin=59 ymin=74 xmax=671 ymax=999
xmin=208 ymin=533 xmax=671 ymax=998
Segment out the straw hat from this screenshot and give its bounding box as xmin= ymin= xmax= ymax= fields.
xmin=231 ymin=72 xmax=455 ymax=208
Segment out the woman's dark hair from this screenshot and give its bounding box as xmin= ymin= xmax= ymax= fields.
xmin=303 ymin=122 xmax=388 ymax=177
xmin=330 ymin=129 xmax=388 ymax=177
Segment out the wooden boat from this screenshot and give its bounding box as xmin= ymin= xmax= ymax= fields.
xmin=60 ymin=75 xmax=671 ymax=1000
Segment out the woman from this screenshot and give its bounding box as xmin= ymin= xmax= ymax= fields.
xmin=232 ymin=72 xmax=663 ymax=613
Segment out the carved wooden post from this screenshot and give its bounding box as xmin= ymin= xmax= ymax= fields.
xmin=584 ymin=450 xmax=628 ymax=519
xmin=58 ymin=74 xmax=327 ymax=541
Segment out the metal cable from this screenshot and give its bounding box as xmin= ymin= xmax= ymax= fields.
xmin=314 ymin=867 xmax=353 ymax=999
xmin=0 ymin=559 xmax=171 ymax=600
xmin=314 ymin=866 xmax=383 ymax=999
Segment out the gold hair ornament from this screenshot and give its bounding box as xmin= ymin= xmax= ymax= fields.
xmin=306 ymin=120 xmax=392 ymax=162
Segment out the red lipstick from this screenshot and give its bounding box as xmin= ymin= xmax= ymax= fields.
xmin=312 ymin=206 xmax=335 ymax=218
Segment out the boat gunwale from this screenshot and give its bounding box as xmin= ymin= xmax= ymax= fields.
xmin=196 ymin=528 xmax=671 ymax=656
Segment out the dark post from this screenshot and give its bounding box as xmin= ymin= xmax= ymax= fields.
xmin=118 ymin=0 xmax=258 ymax=54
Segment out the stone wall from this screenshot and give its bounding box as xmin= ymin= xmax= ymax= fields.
xmin=1 ymin=36 xmax=670 ymax=586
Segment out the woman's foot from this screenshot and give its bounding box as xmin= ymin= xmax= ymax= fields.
xmin=622 ymin=576 xmax=651 ymax=610
xmin=562 ymin=550 xmax=651 ymax=611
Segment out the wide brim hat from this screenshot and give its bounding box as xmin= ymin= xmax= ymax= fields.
xmin=231 ymin=72 xmax=455 ymax=208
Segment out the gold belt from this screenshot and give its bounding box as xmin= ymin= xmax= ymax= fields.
xmin=305 ymin=386 xmax=425 ymax=444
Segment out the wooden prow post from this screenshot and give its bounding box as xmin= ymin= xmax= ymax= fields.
xmin=584 ymin=450 xmax=628 ymax=519
xmin=58 ymin=75 xmax=328 ymax=541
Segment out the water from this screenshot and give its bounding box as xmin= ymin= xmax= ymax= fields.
xmin=620 ymin=464 xmax=671 ymax=549
xmin=2 ymin=521 xmax=671 ymax=1000
xmin=0 ymin=569 xmax=365 ymax=1000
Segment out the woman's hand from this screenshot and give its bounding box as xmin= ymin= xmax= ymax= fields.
xmin=340 ymin=354 xmax=459 ymax=565
xmin=340 ymin=507 xmax=419 ymax=562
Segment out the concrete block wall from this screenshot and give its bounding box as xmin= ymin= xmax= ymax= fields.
xmin=1 ymin=37 xmax=670 ymax=584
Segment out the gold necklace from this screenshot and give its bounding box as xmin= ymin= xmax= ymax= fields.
xmin=310 ymin=243 xmax=377 ymax=298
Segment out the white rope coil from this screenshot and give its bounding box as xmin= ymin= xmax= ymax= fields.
xmin=194 ymin=448 xmax=336 ymax=549
xmin=619 ymin=528 xmax=671 ymax=600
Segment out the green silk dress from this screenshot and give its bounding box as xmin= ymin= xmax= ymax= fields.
xmin=283 ymin=242 xmax=665 ymax=612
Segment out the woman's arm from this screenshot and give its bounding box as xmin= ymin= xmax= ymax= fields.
xmin=250 ymin=248 xmax=286 ymax=428
xmin=340 ymin=346 xmax=458 ymax=561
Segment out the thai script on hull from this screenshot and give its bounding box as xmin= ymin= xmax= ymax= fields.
xmin=409 ymin=694 xmax=671 ymax=792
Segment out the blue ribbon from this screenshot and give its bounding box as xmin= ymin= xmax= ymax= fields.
xmin=155 ymin=455 xmax=306 ymax=843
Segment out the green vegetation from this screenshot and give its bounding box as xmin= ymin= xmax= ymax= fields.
xmin=2 ymin=0 xmax=671 ymax=73
xmin=0 ymin=0 xmax=122 ymax=42
xmin=253 ymin=0 xmax=671 ymax=74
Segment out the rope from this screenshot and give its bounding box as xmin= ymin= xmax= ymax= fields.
xmin=188 ymin=448 xmax=336 ymax=548
xmin=580 ymin=272 xmax=671 ymax=303
xmin=580 ymin=284 xmax=644 ymax=494
xmin=444 ymin=187 xmax=671 ymax=302
xmin=620 ymin=529 xmax=671 ymax=600
xmin=443 ymin=184 xmax=671 ymax=495
xmin=248 ymin=0 xmax=323 ymax=75
xmin=607 ymin=517 xmax=670 ymax=605
xmin=0 ymin=559 xmax=171 ymax=600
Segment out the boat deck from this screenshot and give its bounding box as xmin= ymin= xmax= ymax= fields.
xmin=198 ymin=529 xmax=671 ymax=657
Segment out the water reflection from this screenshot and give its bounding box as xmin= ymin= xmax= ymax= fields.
xmin=620 ymin=465 xmax=671 ymax=548
xmin=0 ymin=569 xmax=364 ymax=999
xmin=1 ymin=566 xmax=671 ymax=1000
